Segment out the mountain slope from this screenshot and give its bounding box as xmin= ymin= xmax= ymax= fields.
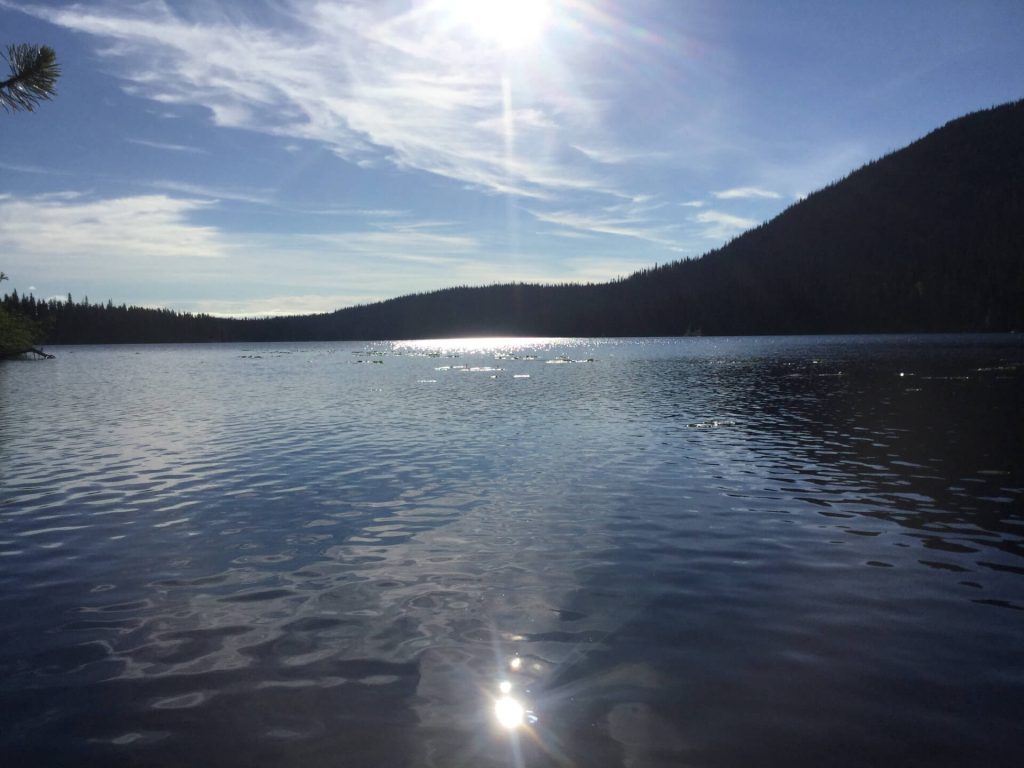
xmin=618 ymin=99 xmax=1024 ymax=334
xmin=306 ymin=98 xmax=1023 ymax=339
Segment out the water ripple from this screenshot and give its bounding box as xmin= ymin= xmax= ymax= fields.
xmin=1 ymin=336 xmax=1022 ymax=767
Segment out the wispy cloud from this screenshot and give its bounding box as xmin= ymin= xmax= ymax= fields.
xmin=0 ymin=189 xmax=488 ymax=299
xmin=713 ymin=186 xmax=781 ymax=200
xmin=532 ymin=208 xmax=681 ymax=248
xmin=680 ymin=200 xmax=705 ymax=208
xmin=289 ymin=206 xmax=409 ymax=218
xmin=694 ymin=210 xmax=759 ymax=239
xmin=0 ymin=160 xmax=72 ymax=176
xmin=308 ymin=218 xmax=480 ymax=266
xmin=0 ymin=186 xmax=675 ymax=312
xmin=127 ymin=138 xmax=208 ymax=154
xmin=530 ymin=196 xmax=682 ymax=248
xmin=22 ymin=0 xmax=622 ymax=201
xmin=149 ymin=180 xmax=275 ymax=205
xmin=571 ymin=144 xmax=669 ymax=166
xmin=548 ymin=230 xmax=597 ymax=240
xmin=0 ymin=193 xmax=227 ymax=266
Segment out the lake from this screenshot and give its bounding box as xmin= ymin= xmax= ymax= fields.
xmin=1 ymin=335 xmax=1022 ymax=767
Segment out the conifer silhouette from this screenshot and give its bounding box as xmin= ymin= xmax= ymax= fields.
xmin=1 ymin=44 xmax=59 ymax=112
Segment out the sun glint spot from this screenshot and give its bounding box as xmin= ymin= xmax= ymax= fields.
xmin=494 ymin=695 xmax=525 ymax=729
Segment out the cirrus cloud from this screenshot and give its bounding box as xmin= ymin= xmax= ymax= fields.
xmin=20 ymin=0 xmax=616 ymax=201
xmin=694 ymin=210 xmax=759 ymax=239
xmin=713 ymin=186 xmax=782 ymax=200
xmin=0 ymin=192 xmax=227 ymax=264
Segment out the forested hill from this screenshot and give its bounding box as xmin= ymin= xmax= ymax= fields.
xmin=5 ymin=99 xmax=1023 ymax=344
xmin=618 ymin=98 xmax=1024 ymax=334
xmin=314 ymin=98 xmax=1023 ymax=338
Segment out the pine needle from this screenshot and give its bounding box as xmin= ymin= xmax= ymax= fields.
xmin=1 ymin=44 xmax=60 ymax=113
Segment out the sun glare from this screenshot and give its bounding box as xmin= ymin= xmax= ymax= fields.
xmin=495 ymin=694 xmax=526 ymax=729
xmin=440 ymin=0 xmax=552 ymax=48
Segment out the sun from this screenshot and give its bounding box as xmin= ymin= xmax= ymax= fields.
xmin=439 ymin=0 xmax=553 ymax=49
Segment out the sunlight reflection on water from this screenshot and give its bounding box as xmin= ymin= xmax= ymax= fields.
xmin=392 ymin=336 xmax=582 ymax=355
xmin=0 ymin=336 xmax=1022 ymax=768
xmin=494 ymin=692 xmax=525 ymax=729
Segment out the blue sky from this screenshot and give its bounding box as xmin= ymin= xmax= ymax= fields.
xmin=1 ymin=0 xmax=1022 ymax=316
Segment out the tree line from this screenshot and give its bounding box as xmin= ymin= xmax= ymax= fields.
xmin=3 ymin=98 xmax=1023 ymax=351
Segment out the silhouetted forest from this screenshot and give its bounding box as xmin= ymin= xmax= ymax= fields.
xmin=623 ymin=98 xmax=1024 ymax=334
xmin=4 ymin=99 xmax=1023 ymax=345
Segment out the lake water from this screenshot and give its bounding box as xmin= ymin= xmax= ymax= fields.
xmin=1 ymin=335 xmax=1022 ymax=767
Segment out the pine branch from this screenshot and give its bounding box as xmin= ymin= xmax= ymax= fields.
xmin=1 ymin=44 xmax=60 ymax=113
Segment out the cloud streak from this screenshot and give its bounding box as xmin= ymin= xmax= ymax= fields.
xmin=148 ymin=180 xmax=275 ymax=206
xmin=713 ymin=186 xmax=781 ymax=200
xmin=693 ymin=210 xmax=759 ymax=239
xmin=23 ymin=0 xmax=618 ymax=201
xmin=530 ymin=196 xmax=684 ymax=248
xmin=127 ymin=138 xmax=208 ymax=154
xmin=0 ymin=193 xmax=228 ymax=265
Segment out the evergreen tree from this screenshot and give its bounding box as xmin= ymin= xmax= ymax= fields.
xmin=0 ymin=44 xmax=59 ymax=112
xmin=0 ymin=44 xmax=59 ymax=355
xmin=0 ymin=273 xmax=40 ymax=355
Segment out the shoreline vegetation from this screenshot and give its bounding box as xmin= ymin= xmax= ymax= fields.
xmin=3 ymin=99 xmax=1022 ymax=350
xmin=0 ymin=301 xmax=48 ymax=358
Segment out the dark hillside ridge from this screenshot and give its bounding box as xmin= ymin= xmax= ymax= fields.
xmin=7 ymin=99 xmax=1023 ymax=343
xmin=622 ymin=99 xmax=1024 ymax=334
xmin=316 ymin=99 xmax=1024 ymax=337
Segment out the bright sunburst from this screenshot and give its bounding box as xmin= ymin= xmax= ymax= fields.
xmin=439 ymin=0 xmax=552 ymax=49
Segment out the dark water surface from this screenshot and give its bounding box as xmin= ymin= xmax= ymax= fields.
xmin=1 ymin=336 xmax=1022 ymax=767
